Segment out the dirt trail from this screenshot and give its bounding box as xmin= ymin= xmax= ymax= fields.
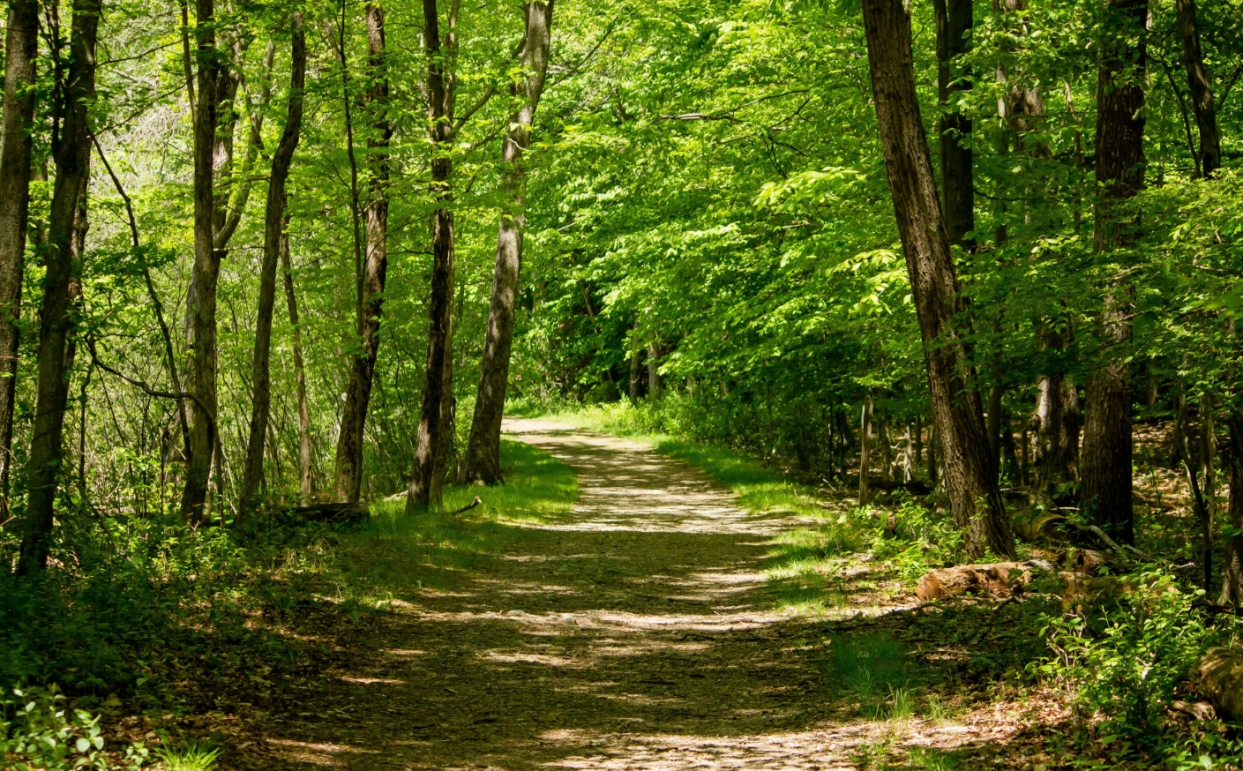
xmin=247 ymin=420 xmax=1023 ymax=770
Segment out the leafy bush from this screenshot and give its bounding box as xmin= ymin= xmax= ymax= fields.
xmin=1035 ymin=569 xmax=1236 ymax=765
xmin=0 ymin=685 xmax=147 ymax=770
xmin=869 ymin=498 xmax=964 ymax=581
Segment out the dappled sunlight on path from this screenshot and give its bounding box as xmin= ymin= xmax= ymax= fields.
xmin=243 ymin=419 xmax=1032 ymax=770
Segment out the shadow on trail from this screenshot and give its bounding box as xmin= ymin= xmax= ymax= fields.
xmin=243 ymin=420 xmax=1049 ymax=771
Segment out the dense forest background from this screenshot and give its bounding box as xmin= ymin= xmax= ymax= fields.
xmin=5 ymin=0 xmax=1243 ymax=766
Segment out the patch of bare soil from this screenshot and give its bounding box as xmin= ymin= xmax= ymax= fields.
xmin=228 ymin=419 xmax=1058 ymax=770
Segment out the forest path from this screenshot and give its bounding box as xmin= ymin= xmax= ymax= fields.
xmin=252 ymin=419 xmax=1014 ymax=770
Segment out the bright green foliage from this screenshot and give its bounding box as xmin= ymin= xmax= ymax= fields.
xmin=0 ymin=686 xmax=147 ymax=770
xmin=1036 ymin=570 xmax=1233 ymax=764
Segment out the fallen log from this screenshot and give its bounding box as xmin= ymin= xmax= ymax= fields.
xmin=282 ymin=502 xmax=370 ymax=525
xmin=915 ymin=560 xmax=1054 ymax=602
xmin=1195 ymin=647 xmax=1243 ymax=723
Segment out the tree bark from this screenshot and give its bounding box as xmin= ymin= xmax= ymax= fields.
xmin=333 ymin=2 xmax=392 ymax=503
xmin=1218 ymin=412 xmax=1243 ymax=607
xmin=859 ymin=395 xmax=872 ymax=504
xmin=239 ymin=12 xmax=307 ymax=518
xmin=17 ymin=0 xmax=99 ymax=575
xmin=1080 ymin=0 xmax=1146 ymax=546
xmin=279 ymin=220 xmax=313 ymax=504
xmin=180 ymin=0 xmax=222 ymax=525
xmin=933 ymin=0 xmax=974 ymax=248
xmin=461 ymin=0 xmax=554 ymax=485
xmin=407 ymin=0 xmax=458 ymax=512
xmin=0 ymin=0 xmax=38 ymax=492
xmin=1175 ymin=0 xmax=1221 ymax=177
xmin=861 ymin=0 xmax=1015 ymax=559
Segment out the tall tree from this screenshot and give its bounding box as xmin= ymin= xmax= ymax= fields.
xmin=180 ymin=0 xmax=223 ymax=524
xmin=280 ymin=219 xmax=313 ymax=504
xmin=461 ymin=0 xmax=554 ymax=485
xmin=333 ymin=1 xmax=393 ymax=503
xmin=1079 ymin=0 xmax=1147 ymax=545
xmin=860 ymin=0 xmax=1015 ymax=559
xmin=240 ymin=11 xmax=307 ymax=517
xmin=0 ymin=0 xmax=39 ymax=491
xmin=18 ymin=0 xmax=101 ymax=575
xmin=407 ymin=0 xmax=459 ymax=512
xmin=932 ymin=0 xmax=974 ymax=248
xmin=1175 ymin=0 xmax=1220 ymax=178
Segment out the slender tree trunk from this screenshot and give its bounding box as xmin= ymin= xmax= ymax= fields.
xmin=333 ymin=2 xmax=392 ymax=503
xmin=1175 ymin=0 xmax=1221 ymax=177
xmin=17 ymin=0 xmax=99 ymax=575
xmin=279 ymin=221 xmax=313 ymax=504
xmin=1219 ymin=412 xmax=1243 ymax=607
xmin=859 ymin=395 xmax=872 ymax=505
xmin=927 ymin=416 xmax=939 ymax=488
xmin=647 ymin=343 xmax=662 ymax=398
xmin=239 ymin=12 xmax=307 ymax=519
xmin=180 ymin=0 xmax=222 ymax=524
xmin=408 ymin=0 xmax=459 ymax=512
xmin=932 ymin=0 xmax=974 ymax=248
xmin=461 ymin=0 xmax=554 ymax=485
xmin=861 ymin=0 xmax=1015 ymax=558
xmin=1080 ymin=0 xmax=1147 ymax=545
xmin=879 ymin=412 xmax=893 ymax=482
xmin=0 ymin=0 xmax=38 ymax=492
xmin=903 ymin=423 xmax=914 ymax=482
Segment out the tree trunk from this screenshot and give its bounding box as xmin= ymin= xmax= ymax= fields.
xmin=407 ymin=0 xmax=458 ymax=512
xmin=332 ymin=3 xmax=392 ymax=504
xmin=1218 ymin=412 xmax=1243 ymax=607
xmin=647 ymin=343 xmax=662 ymax=398
xmin=1175 ymin=0 xmax=1221 ymax=177
xmin=861 ymin=0 xmax=1014 ymax=559
xmin=17 ymin=0 xmax=99 ymax=575
xmin=1080 ymin=0 xmax=1146 ymax=546
xmin=859 ymin=395 xmax=872 ymax=505
xmin=0 ymin=0 xmax=38 ymax=492
xmin=279 ymin=220 xmax=313 ymax=504
xmin=461 ymin=0 xmax=554 ymax=485
xmin=932 ymin=0 xmax=974 ymax=248
xmin=879 ymin=411 xmax=893 ymax=482
xmin=180 ymin=0 xmax=222 ymax=525
xmin=239 ymin=11 xmax=307 ymax=519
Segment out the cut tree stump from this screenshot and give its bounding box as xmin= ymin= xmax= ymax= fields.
xmin=915 ymin=560 xmax=1054 ymax=602
xmin=1196 ymin=647 xmax=1243 ymax=723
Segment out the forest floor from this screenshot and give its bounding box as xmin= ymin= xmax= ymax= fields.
xmin=223 ymin=418 xmax=1066 ymax=771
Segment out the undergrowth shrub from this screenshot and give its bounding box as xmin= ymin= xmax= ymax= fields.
xmin=0 ymin=685 xmax=147 ymax=770
xmin=869 ymin=498 xmax=964 ymax=581
xmin=1034 ymin=569 xmax=1240 ymax=767
xmin=0 ymin=515 xmax=340 ymax=701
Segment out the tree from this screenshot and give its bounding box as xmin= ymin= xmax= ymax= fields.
xmin=0 ymin=0 xmax=39 ymax=492
xmin=407 ymin=0 xmax=459 ymax=512
xmin=333 ymin=1 xmax=393 ymax=504
xmin=1174 ymin=0 xmax=1220 ymax=178
xmin=18 ymin=0 xmax=101 ymax=574
xmin=1079 ymin=0 xmax=1148 ymax=546
xmin=180 ymin=0 xmax=223 ymax=524
xmin=860 ymin=0 xmax=1015 ymax=559
xmin=933 ymin=0 xmax=974 ymax=249
xmin=240 ymin=10 xmax=308 ymax=517
xmin=461 ymin=0 xmax=554 ymax=485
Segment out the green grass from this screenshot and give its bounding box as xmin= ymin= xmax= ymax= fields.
xmin=330 ymin=438 xmax=579 ymax=604
xmin=155 ymin=740 xmax=221 ymax=771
